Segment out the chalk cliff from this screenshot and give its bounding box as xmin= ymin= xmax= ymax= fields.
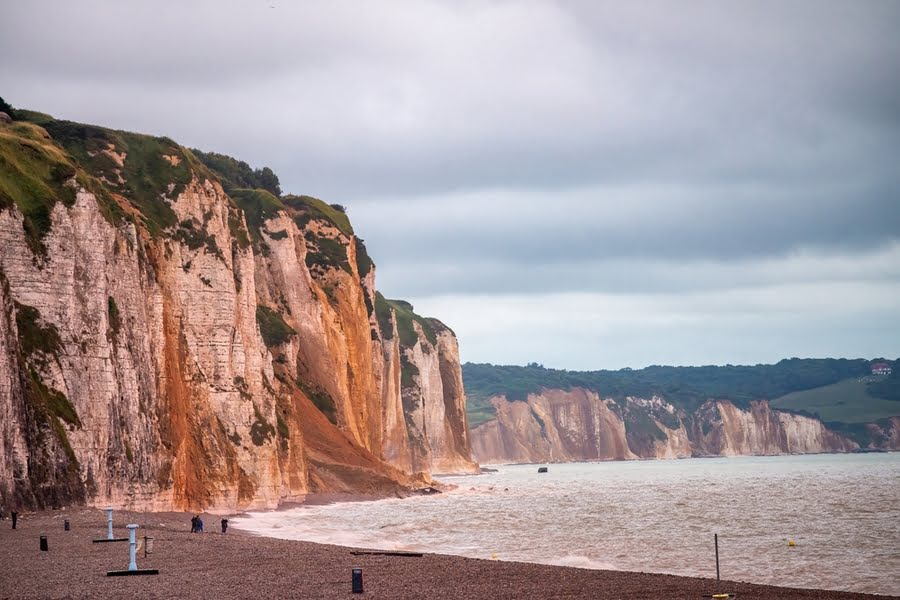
xmin=470 ymin=389 xmax=861 ymax=464
xmin=0 ymin=112 xmax=476 ymax=511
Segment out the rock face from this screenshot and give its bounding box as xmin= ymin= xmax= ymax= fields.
xmin=0 ymin=115 xmax=476 ymax=511
xmin=471 ymin=389 xmax=862 ymax=464
xmin=859 ymin=417 xmax=900 ymax=451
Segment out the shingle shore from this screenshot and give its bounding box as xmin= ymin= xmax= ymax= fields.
xmin=0 ymin=508 xmax=894 ymax=599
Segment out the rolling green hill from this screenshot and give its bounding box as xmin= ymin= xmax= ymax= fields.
xmin=770 ymin=377 xmax=900 ymax=423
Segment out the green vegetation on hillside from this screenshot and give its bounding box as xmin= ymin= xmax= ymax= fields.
xmin=18 ymin=113 xmax=207 ymax=237
xmin=867 ymin=369 xmax=900 ymax=401
xmin=14 ymin=301 xmax=62 ymax=359
xmin=374 ymin=292 xmax=438 ymax=347
xmin=230 ymin=188 xmax=286 ymax=243
xmin=191 ymin=149 xmax=281 ymax=196
xmin=255 ymin=305 xmax=295 ymax=347
xmin=13 ymin=300 xmax=82 ymax=465
xmin=464 ymin=359 xmax=897 ymax=427
xmin=0 ymin=120 xmax=81 ymax=255
xmin=771 ymin=377 xmax=900 ymax=423
xmin=0 ymin=96 xmax=16 ymax=119
xmin=250 ymin=403 xmax=276 ymax=446
xmin=284 ymin=194 xmax=354 ymax=237
xmin=354 ymin=237 xmax=374 ymax=279
xmin=304 ymin=233 xmax=351 ymax=275
xmin=297 ymin=379 xmax=337 ymax=424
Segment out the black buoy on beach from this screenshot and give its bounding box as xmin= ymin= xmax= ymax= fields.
xmin=40 ymin=535 xmax=48 ymax=551
xmin=352 ymin=568 xmax=364 ymax=593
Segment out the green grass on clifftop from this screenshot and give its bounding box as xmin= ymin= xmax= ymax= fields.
xmin=0 ymin=121 xmax=80 ymax=255
xmin=283 ymin=195 xmax=354 ymax=237
xmin=230 ymin=188 xmax=286 ymax=243
xmin=374 ymin=292 xmax=438 ymax=347
xmin=771 ymin=377 xmax=900 ymax=423
xmin=18 ymin=111 xmax=210 ymax=237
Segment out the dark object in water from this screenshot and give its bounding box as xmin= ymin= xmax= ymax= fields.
xmin=352 ymin=568 xmax=364 ymax=593
xmin=538 ymin=467 xmax=548 ymax=473
xmin=416 ymin=486 xmax=441 ymax=495
xmin=351 ymin=550 xmax=423 ymax=557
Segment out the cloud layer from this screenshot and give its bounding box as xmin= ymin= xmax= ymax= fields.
xmin=3 ymin=0 xmax=898 ymax=368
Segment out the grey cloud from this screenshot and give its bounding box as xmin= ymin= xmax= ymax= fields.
xmin=372 ymin=243 xmax=900 ymax=298
xmin=349 ymin=180 xmax=900 ymax=275
xmin=4 ymin=1 xmax=899 ymax=199
xmin=2 ymin=0 xmax=898 ymax=367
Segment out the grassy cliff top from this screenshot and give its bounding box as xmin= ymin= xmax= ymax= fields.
xmin=230 ymin=188 xmax=286 ymax=243
xmin=375 ymin=292 xmax=440 ymax=348
xmin=0 ymin=118 xmax=124 ymax=254
xmin=283 ymin=194 xmax=354 ymax=237
xmin=15 ymin=109 xmax=212 ymax=237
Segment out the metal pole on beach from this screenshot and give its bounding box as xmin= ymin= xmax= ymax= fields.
xmin=127 ymin=525 xmax=139 ymax=571
xmin=106 ymin=507 xmax=115 ymax=540
xmin=715 ymin=533 xmax=720 ymax=582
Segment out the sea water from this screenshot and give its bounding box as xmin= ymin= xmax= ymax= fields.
xmin=233 ymin=453 xmax=900 ymax=596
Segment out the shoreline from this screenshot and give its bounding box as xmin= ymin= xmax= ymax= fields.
xmin=1 ymin=507 xmax=896 ymax=599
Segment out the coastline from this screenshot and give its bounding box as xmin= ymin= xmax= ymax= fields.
xmin=1 ymin=508 xmax=896 ymax=599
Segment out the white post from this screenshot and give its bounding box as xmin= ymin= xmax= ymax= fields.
xmin=127 ymin=524 xmax=139 ymax=571
xmin=106 ymin=507 xmax=114 ymax=540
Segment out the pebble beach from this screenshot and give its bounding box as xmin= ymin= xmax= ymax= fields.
xmin=1 ymin=508 xmax=896 ymax=599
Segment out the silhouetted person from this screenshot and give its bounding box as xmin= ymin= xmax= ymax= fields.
xmin=197 ymin=517 xmax=204 ymax=532
xmin=11 ymin=511 xmax=18 ymax=529
xmin=190 ymin=515 xmax=198 ymax=533
xmin=221 ymin=519 xmax=229 ymax=534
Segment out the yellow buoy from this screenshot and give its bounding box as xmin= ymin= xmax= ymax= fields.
xmin=788 ymin=540 xmax=796 ymax=547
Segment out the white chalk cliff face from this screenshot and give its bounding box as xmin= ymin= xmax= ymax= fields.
xmin=470 ymin=389 xmax=864 ymax=465
xmin=0 ymin=115 xmax=477 ymax=511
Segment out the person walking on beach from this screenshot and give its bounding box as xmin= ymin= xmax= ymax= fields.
xmin=221 ymin=518 xmax=229 ymax=534
xmin=197 ymin=516 xmax=204 ymax=532
xmin=11 ymin=511 xmax=18 ymax=529
xmin=190 ymin=515 xmax=198 ymax=533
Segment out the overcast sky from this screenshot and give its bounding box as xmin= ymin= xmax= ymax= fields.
xmin=3 ymin=1 xmax=898 ymax=369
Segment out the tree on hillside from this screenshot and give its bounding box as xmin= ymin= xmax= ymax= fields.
xmin=192 ymin=149 xmax=282 ymax=197
xmin=0 ymin=96 xmax=15 ymax=119
xmin=253 ymin=166 xmax=281 ymax=197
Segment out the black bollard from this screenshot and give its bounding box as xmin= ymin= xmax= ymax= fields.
xmin=40 ymin=535 xmax=48 ymax=551
xmin=715 ymin=533 xmax=720 ymax=582
xmin=352 ymin=568 xmax=364 ymax=593
xmin=64 ymin=519 xmax=70 ymax=531
xmin=11 ymin=511 xmax=17 ymax=529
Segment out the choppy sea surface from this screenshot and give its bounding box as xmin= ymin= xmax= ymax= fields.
xmin=233 ymin=454 xmax=900 ymax=596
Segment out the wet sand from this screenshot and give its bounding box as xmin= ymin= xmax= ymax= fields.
xmin=0 ymin=508 xmax=896 ymax=599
